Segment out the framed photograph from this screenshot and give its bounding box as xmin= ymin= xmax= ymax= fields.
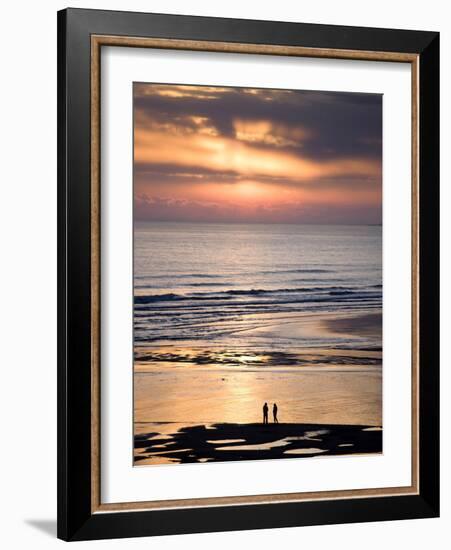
xmin=57 ymin=8 xmax=439 ymax=541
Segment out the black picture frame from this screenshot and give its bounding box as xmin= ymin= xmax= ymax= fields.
xmin=57 ymin=7 xmax=439 ymax=541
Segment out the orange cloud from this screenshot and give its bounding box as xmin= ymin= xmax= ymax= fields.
xmin=233 ymin=118 xmax=310 ymax=147
xmin=134 ymin=84 xmax=233 ymax=100
xmin=134 ymin=127 xmax=381 ymax=182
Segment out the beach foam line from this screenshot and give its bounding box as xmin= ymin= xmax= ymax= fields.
xmin=134 ymin=286 xmax=381 ymax=304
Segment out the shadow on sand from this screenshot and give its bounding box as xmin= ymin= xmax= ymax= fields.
xmin=135 ymin=423 xmax=382 ymax=464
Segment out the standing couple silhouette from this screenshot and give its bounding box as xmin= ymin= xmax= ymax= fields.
xmin=263 ymin=402 xmax=278 ymax=424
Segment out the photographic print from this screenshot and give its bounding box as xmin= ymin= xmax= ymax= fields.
xmin=133 ymin=83 xmax=383 ymax=466
xmin=58 ymin=11 xmax=440 ymax=539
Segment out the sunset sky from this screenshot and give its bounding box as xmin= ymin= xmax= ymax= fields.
xmin=134 ymin=83 xmax=382 ymax=224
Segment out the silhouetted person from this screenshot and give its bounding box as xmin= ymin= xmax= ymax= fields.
xmin=273 ymin=403 xmax=279 ymax=423
xmin=263 ymin=402 xmax=269 ymax=424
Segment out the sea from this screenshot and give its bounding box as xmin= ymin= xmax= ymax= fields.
xmin=134 ymin=222 xmax=382 ymax=358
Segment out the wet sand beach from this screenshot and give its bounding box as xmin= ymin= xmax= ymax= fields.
xmin=134 ymin=423 xmax=382 ymax=465
xmin=324 ymin=312 xmax=382 ymax=340
xmin=134 ymin=311 xmax=382 ymax=465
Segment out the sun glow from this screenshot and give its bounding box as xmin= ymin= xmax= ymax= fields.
xmin=133 ymin=83 xmax=382 ymax=224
